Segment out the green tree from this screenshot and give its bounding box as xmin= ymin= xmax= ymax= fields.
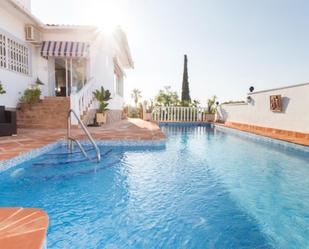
xmin=181 ymin=54 xmax=191 ymax=105
xmin=93 ymin=86 xmax=112 ymax=113
xmin=155 ymin=86 xmax=180 ymax=106
xmin=207 ymin=95 xmax=218 ymax=114
xmin=131 ymin=88 xmax=142 ymax=107
xmin=191 ymin=99 xmax=200 ymax=108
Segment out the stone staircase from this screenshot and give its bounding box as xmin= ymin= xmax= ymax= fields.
xmin=81 ymin=108 xmax=96 ymax=126
xmin=17 ymin=97 xmax=70 ymax=129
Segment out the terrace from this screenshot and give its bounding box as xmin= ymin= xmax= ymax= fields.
xmin=0 ymin=119 xmax=165 ymax=161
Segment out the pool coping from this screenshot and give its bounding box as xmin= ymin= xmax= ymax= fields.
xmin=215 ymin=125 xmax=309 ymax=154
xmin=0 ymin=139 xmax=165 ymax=173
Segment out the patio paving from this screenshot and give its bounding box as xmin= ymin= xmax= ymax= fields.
xmin=0 ymin=119 xmax=165 ymax=161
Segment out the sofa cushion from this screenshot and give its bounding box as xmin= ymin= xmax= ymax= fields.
xmin=0 ymin=106 xmax=5 ymax=123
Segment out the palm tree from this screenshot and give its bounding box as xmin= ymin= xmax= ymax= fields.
xmin=207 ymin=95 xmax=217 ymax=114
xmin=131 ymin=88 xmax=142 ymax=107
xmin=93 ymin=86 xmax=111 ymax=113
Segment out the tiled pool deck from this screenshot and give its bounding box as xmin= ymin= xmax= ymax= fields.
xmin=0 ymin=119 xmax=165 ymax=161
xmin=222 ymin=122 xmax=309 ymax=146
xmin=0 ymin=208 xmax=48 ymax=249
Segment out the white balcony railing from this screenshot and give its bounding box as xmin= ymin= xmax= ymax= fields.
xmin=70 ymin=78 xmax=97 ymax=124
xmin=152 ymin=106 xmax=214 ymax=122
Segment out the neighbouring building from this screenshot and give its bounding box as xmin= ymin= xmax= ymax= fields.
xmin=0 ymin=0 xmax=133 ymax=127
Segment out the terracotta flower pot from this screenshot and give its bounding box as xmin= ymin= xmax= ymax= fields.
xmin=144 ymin=113 xmax=152 ymax=121
xmin=205 ymin=114 xmax=215 ymax=122
xmin=96 ymin=113 xmax=107 ymax=124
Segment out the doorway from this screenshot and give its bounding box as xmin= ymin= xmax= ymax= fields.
xmin=54 ymin=58 xmax=87 ymax=96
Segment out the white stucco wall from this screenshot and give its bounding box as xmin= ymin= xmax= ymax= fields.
xmin=90 ymin=35 xmax=124 ymax=110
xmin=0 ymin=3 xmax=126 ymax=111
xmin=0 ymin=4 xmax=49 ymax=108
xmin=217 ymin=83 xmax=309 ymax=133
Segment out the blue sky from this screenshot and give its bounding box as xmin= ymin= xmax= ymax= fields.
xmin=32 ymin=0 xmax=309 ymax=105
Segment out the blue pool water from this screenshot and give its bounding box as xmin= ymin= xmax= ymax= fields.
xmin=0 ymin=125 xmax=309 ymax=249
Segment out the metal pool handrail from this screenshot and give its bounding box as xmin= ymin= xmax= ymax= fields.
xmin=67 ymin=109 xmax=101 ymax=162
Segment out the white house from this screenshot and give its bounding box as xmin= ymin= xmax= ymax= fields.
xmin=0 ymin=0 xmax=133 ymax=125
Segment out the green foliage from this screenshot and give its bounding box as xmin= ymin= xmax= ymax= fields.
xmin=181 ymin=54 xmax=191 ymax=103
xmin=93 ymin=86 xmax=112 ymax=113
xmin=207 ymin=95 xmax=217 ymax=114
xmin=0 ymin=83 xmax=6 ymax=95
xmin=131 ymin=88 xmax=142 ymax=107
xmin=221 ymin=100 xmax=245 ymax=105
xmin=155 ymin=86 xmax=180 ymax=106
xmin=124 ymin=105 xmax=141 ymax=118
xmin=20 ymin=87 xmax=41 ymax=105
xmin=143 ymin=99 xmax=154 ymax=113
xmin=191 ymin=99 xmax=200 ymax=108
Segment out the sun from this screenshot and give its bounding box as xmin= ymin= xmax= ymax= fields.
xmin=87 ymin=0 xmax=126 ymax=35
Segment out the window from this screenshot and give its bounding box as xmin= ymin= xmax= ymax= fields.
xmin=0 ymin=34 xmax=6 ymax=68
xmin=0 ymin=32 xmax=30 ymax=75
xmin=116 ymin=74 xmax=123 ymax=97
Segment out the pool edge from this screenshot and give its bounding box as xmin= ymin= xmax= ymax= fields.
xmin=0 ymin=139 xmax=166 ymax=172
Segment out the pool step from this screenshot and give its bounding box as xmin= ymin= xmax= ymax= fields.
xmin=35 ymin=160 xmax=121 ymax=181
xmin=46 ymin=147 xmax=95 ymax=156
xmin=33 ymin=149 xmax=112 ymax=167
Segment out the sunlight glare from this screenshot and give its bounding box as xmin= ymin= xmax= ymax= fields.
xmin=87 ymin=0 xmax=127 ymax=35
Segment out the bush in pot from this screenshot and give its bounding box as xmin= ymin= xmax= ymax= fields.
xmin=0 ymin=82 xmax=6 ymax=111
xmin=93 ymin=86 xmax=111 ymax=125
xmin=205 ymin=95 xmax=218 ymax=122
xmin=19 ymin=87 xmax=41 ymax=110
xmin=143 ymin=100 xmax=154 ymax=121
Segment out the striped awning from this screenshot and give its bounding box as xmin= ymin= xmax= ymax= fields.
xmin=41 ymin=41 xmax=90 ymax=58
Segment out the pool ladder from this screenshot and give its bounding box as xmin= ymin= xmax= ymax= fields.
xmin=67 ymin=109 xmax=101 ymax=162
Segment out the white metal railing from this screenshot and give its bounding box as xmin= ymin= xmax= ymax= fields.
xmin=152 ymin=106 xmax=212 ymax=122
xmin=67 ymin=109 xmax=101 ymax=162
xmin=70 ymin=78 xmax=97 ymax=124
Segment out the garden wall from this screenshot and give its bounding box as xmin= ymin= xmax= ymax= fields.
xmin=217 ymin=83 xmax=309 ymax=133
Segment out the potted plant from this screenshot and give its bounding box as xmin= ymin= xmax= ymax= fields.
xmin=205 ymin=95 xmax=217 ymax=122
xmin=0 ymin=82 xmax=6 ymax=113
xmin=143 ymin=100 xmax=154 ymax=121
xmin=19 ymin=86 xmax=41 ymax=111
xmin=93 ymin=86 xmax=111 ymax=125
xmin=0 ymin=82 xmax=5 ymax=95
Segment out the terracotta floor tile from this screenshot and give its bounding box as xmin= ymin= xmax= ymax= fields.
xmin=0 ymin=208 xmax=48 ymax=249
xmin=0 ymin=119 xmax=165 ymax=162
xmin=222 ymin=123 xmax=309 ymax=147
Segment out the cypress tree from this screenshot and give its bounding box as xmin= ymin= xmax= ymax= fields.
xmin=181 ymin=54 xmax=191 ymax=104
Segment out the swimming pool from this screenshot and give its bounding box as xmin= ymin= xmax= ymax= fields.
xmin=0 ymin=124 xmax=308 ymax=248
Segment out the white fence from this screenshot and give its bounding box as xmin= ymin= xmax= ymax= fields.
xmin=152 ymin=106 xmax=214 ymax=122
xmin=70 ymin=78 xmax=97 ymax=124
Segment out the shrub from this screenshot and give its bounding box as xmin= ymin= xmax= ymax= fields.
xmin=0 ymin=83 xmax=6 ymax=95
xmin=20 ymin=87 xmax=41 ymax=105
xmin=128 ymin=107 xmax=140 ymax=118
xmin=93 ymin=86 xmax=112 ymax=113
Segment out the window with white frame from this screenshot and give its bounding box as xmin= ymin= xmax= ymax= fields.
xmin=0 ymin=34 xmax=6 ymax=69
xmin=116 ymin=74 xmax=123 ymax=97
xmin=0 ymin=32 xmax=30 ymax=75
